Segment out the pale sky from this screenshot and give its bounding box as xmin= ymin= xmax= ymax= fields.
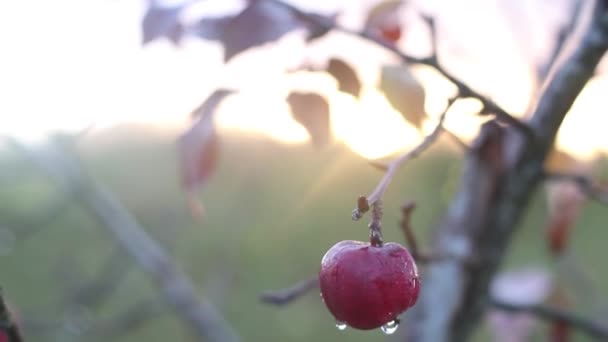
xmin=0 ymin=0 xmax=605 ymax=159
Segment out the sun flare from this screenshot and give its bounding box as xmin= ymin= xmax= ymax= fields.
xmin=0 ymin=0 xmax=606 ymax=164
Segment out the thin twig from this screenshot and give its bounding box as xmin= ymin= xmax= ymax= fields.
xmin=259 ymin=277 xmax=319 ymax=306
xmin=544 ymin=172 xmax=608 ymax=205
xmin=368 ymin=201 xmax=384 ymax=246
xmin=268 ymin=0 xmax=533 ymax=139
xmin=353 ymin=98 xmax=455 ymax=220
xmin=399 ymin=201 xmax=420 ymax=256
xmin=491 ymin=297 xmax=608 ymax=340
xmin=398 ymin=201 xmax=472 ymax=265
xmin=0 ymin=289 xmax=24 ymax=342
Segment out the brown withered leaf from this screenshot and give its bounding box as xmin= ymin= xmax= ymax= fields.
xmin=326 ymin=58 xmax=361 ymax=98
xmin=178 ymin=90 xmax=233 ymax=218
xmin=142 ymin=3 xmax=184 ymax=45
xmin=379 ymin=64 xmax=426 ymax=130
xmin=194 ymin=1 xmax=300 ymax=62
xmin=287 ymin=92 xmax=331 ymax=148
xmin=364 ymin=0 xmax=404 ymax=41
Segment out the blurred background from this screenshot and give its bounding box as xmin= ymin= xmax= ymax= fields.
xmin=0 ymin=0 xmax=607 ymax=341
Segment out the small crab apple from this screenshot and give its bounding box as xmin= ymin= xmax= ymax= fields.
xmin=319 ymin=240 xmax=420 ymax=331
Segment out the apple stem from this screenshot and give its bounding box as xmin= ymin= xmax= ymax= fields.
xmin=369 ymin=201 xmax=384 ymax=247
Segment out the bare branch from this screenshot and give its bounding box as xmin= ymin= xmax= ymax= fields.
xmin=399 ymin=201 xmax=420 ymax=256
xmin=259 ymin=277 xmax=319 ymax=306
xmin=491 ymin=297 xmax=608 ymax=340
xmin=0 ymin=289 xmax=24 ymax=342
xmin=353 ymin=98 xmax=455 ymax=220
xmin=268 ymin=0 xmax=533 ymax=139
xmin=529 ymin=7 xmax=608 ymax=154
xmin=544 ymin=172 xmax=608 ymax=205
xmin=406 ymin=7 xmax=608 ymax=341
xmin=9 ymin=140 xmax=239 ymax=342
xmin=398 ymin=201 xmax=474 ymax=265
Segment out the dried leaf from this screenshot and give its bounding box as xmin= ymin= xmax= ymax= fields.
xmin=142 ymin=3 xmax=184 ymax=44
xmin=364 ymin=0 xmax=404 ymax=43
xmin=379 ymin=64 xmax=426 ymax=129
xmin=287 ymin=92 xmax=331 ymax=148
xmin=326 ymin=58 xmax=361 ymax=97
xmin=178 ymin=90 xmax=233 ymax=218
xmin=195 ymin=1 xmax=300 ymax=62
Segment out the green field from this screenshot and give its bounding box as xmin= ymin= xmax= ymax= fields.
xmin=0 ymin=126 xmax=606 ymax=341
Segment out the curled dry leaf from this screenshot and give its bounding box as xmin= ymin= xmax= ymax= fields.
xmin=379 ymin=64 xmax=426 ymax=130
xmin=287 ymin=92 xmax=331 ymax=148
xmin=194 ymin=1 xmax=300 ymax=62
xmin=326 ymin=58 xmax=361 ymax=98
xmin=178 ymin=90 xmax=233 ymax=219
xmin=142 ymin=3 xmax=184 ymax=45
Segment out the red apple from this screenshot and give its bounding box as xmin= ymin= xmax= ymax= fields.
xmin=319 ymin=240 xmax=420 ymax=330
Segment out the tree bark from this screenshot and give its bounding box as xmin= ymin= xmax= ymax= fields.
xmin=405 ymin=4 xmax=608 ymax=342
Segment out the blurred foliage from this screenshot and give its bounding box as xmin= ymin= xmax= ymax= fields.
xmin=0 ymin=127 xmax=606 ymax=341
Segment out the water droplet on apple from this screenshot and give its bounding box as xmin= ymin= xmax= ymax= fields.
xmin=335 ymin=320 xmax=347 ymax=330
xmin=381 ymin=320 xmax=399 ymax=334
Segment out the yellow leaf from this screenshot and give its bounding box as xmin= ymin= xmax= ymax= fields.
xmin=379 ymin=64 xmax=426 ymax=129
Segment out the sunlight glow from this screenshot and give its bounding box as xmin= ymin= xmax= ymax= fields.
xmin=555 ymin=76 xmax=608 ymax=160
xmin=0 ymin=0 xmax=605 ymax=163
xmin=331 ymin=89 xmax=420 ymax=159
